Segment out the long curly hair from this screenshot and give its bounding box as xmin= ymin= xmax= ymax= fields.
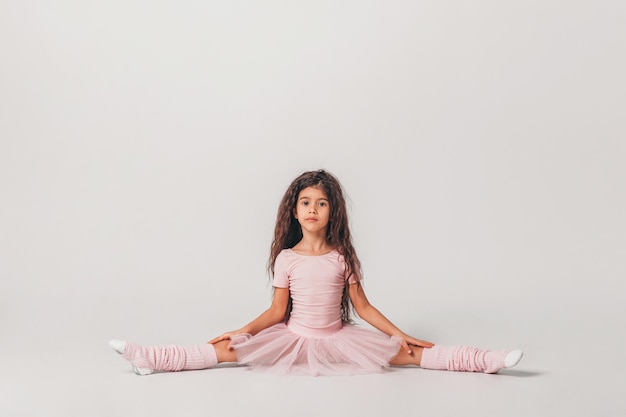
xmin=269 ymin=169 xmax=362 ymax=323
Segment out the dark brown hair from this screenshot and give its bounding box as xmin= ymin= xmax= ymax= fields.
xmin=269 ymin=169 xmax=362 ymax=323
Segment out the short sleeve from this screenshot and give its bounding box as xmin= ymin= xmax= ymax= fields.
xmin=339 ymin=253 xmax=361 ymax=284
xmin=272 ymin=251 xmax=289 ymax=288
xmin=347 ymin=269 xmax=361 ymax=285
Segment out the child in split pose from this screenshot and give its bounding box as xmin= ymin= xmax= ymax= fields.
xmin=110 ymin=170 xmax=523 ymax=376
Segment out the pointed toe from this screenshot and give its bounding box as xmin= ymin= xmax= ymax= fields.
xmin=504 ymin=350 xmax=523 ymax=368
xmin=109 ymin=339 xmax=127 ymax=354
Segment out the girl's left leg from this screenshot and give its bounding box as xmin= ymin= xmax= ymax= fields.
xmin=389 ymin=345 xmax=523 ymax=374
xmin=109 ymin=340 xmax=236 ymax=375
xmin=389 ymin=346 xmax=424 ymax=367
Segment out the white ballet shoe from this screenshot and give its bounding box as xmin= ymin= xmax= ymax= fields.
xmin=504 ymin=350 xmax=523 ymax=368
xmin=109 ymin=339 xmax=154 ymax=375
xmin=132 ymin=366 xmax=154 ymax=376
xmin=109 ymin=339 xmax=127 ymax=354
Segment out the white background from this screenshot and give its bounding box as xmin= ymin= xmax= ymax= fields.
xmin=1 ymin=1 xmax=625 ymax=416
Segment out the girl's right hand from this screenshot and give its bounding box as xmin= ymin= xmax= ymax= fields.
xmin=208 ymin=330 xmax=247 ymax=349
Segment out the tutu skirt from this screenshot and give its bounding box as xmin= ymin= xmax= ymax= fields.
xmin=230 ymin=320 xmax=403 ymax=376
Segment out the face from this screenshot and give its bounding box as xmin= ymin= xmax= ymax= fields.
xmin=294 ymin=186 xmax=330 ymax=235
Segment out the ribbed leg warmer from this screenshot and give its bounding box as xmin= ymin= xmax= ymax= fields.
xmin=113 ymin=341 xmax=218 ymax=374
xmin=420 ymin=345 xmax=510 ymax=374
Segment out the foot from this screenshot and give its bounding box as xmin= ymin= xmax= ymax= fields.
xmin=132 ymin=365 xmax=154 ymax=376
xmin=504 ymin=350 xmax=523 ymax=369
xmin=108 ymin=339 xmax=126 ymax=354
xmin=109 ymin=339 xmax=154 ymax=375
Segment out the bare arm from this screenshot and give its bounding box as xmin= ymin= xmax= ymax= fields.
xmin=348 ymin=282 xmax=434 ymax=354
xmin=209 ymin=287 xmax=290 ymax=348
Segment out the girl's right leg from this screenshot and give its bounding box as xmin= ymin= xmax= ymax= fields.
xmin=109 ymin=339 xmax=238 ymax=375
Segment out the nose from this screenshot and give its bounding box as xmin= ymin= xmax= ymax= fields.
xmin=308 ymin=204 xmax=317 ymax=213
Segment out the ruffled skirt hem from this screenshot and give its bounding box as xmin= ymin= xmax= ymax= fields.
xmin=230 ymin=322 xmax=403 ymax=376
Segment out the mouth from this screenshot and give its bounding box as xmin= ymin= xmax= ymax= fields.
xmin=305 ymin=218 xmax=318 ymax=222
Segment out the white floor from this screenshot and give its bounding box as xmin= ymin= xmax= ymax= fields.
xmin=2 ymin=322 xmax=624 ymax=417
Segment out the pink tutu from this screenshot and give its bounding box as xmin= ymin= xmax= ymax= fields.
xmin=230 ymin=320 xmax=403 ymax=376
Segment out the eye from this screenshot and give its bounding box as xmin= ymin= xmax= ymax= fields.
xmin=301 ymin=200 xmax=309 ymax=206
xmin=318 ymin=201 xmax=327 ymax=207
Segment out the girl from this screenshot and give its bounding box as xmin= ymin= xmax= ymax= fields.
xmin=110 ymin=170 xmax=523 ymax=376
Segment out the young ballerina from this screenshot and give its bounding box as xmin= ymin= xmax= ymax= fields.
xmin=110 ymin=169 xmax=523 ymax=376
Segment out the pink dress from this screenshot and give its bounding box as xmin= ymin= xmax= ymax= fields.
xmin=229 ymin=249 xmax=402 ymax=376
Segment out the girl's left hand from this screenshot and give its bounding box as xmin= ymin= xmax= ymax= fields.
xmin=401 ymin=334 xmax=435 ymax=354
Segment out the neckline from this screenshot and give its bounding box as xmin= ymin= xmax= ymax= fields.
xmin=287 ymin=248 xmax=337 ymax=257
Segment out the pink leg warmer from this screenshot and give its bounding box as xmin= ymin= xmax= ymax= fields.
xmin=121 ymin=342 xmax=218 ymax=372
xmin=420 ymin=345 xmax=510 ymax=374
